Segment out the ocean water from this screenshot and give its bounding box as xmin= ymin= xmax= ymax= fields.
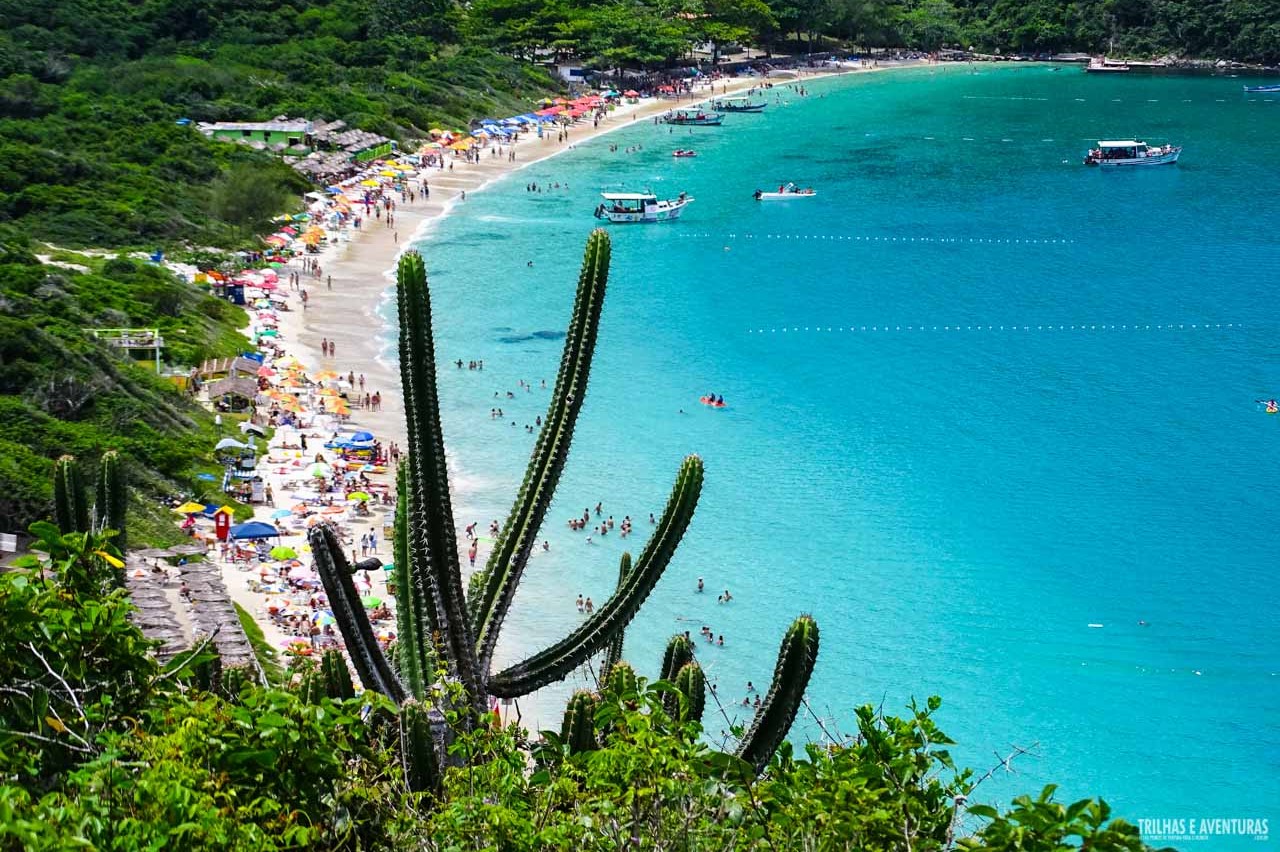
xmin=393 ymin=65 xmax=1280 ymax=837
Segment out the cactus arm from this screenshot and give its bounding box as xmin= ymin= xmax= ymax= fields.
xmin=599 ymin=552 xmax=632 ymax=681
xmin=391 ymin=466 xmax=429 ymax=700
xmin=395 ymin=251 xmax=485 ymax=711
xmin=321 ymin=649 xmax=355 ymax=701
xmin=54 ymin=455 xmax=89 ymax=534
xmin=310 ymin=523 xmax=406 ymax=703
xmin=561 ymin=690 xmax=600 ymax=754
xmin=674 ymin=662 xmax=706 ymax=724
xmin=602 ymin=660 xmax=639 ymax=698
xmin=487 ymin=455 xmax=703 ymax=699
xmin=735 ymin=615 xmax=820 ymax=775
xmin=95 ymin=450 xmax=127 ymax=555
xmin=472 ymin=229 xmax=612 ymax=674
xmin=400 ymin=700 xmax=443 ymax=794
xmin=659 ymin=634 xmax=694 ymax=682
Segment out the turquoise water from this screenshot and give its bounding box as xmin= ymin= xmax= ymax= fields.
xmin=398 ymin=65 xmax=1280 ymax=836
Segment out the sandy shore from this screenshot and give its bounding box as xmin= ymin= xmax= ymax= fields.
xmin=222 ymin=61 xmax=928 ymax=670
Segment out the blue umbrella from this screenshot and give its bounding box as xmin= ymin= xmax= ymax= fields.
xmin=270 ymin=509 xmax=292 ymax=519
xmin=351 ymin=431 xmax=374 ymax=442
xmin=228 ymin=521 xmax=280 ymax=540
xmin=480 ymin=118 xmax=500 ymax=125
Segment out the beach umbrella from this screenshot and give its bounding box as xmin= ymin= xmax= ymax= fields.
xmin=312 ymin=370 xmax=339 ymax=381
xmin=347 ymin=491 xmax=371 ymax=502
xmin=228 ymin=521 xmax=280 ymax=540
xmin=256 ymin=366 xmax=275 ymax=377
xmin=361 ymin=596 xmax=382 ymax=608
xmin=270 ymin=545 xmax=299 ymax=560
xmin=360 ymin=179 xmax=380 ymax=187
xmin=215 ymin=437 xmax=247 ymax=451
xmin=351 ymin=431 xmax=374 ymax=442
xmin=270 ymin=509 xmax=293 ymax=519
xmin=274 ymin=355 xmax=302 ymax=368
xmin=307 ymin=462 xmax=332 ymax=478
xmin=195 ymin=472 xmax=218 ymax=482
xmin=239 ymin=421 xmax=266 ymax=436
xmin=174 ymin=501 xmax=206 ymax=514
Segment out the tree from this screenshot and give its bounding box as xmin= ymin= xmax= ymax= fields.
xmin=208 ymin=163 xmax=291 ymax=240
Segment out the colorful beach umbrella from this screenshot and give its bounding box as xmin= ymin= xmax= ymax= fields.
xmin=270 ymin=545 xmax=298 ymax=560
xmin=347 ymin=491 xmax=371 ymax=502
xmin=361 ymin=596 xmax=382 ymax=608
xmin=174 ymin=501 xmax=206 ymax=514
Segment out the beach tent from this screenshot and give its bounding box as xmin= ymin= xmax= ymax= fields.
xmin=228 ymin=521 xmax=280 ymax=540
xmin=215 ymin=437 xmax=248 ymax=451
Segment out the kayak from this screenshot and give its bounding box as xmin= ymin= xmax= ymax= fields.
xmin=672 ymin=150 xmax=697 ymax=158
xmin=699 ymin=396 xmax=725 ymax=408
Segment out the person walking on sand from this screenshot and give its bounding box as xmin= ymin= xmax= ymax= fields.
xmin=468 ymin=539 xmax=478 ymax=567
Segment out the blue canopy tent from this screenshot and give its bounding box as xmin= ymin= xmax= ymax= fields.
xmin=228 ymin=521 xmax=281 ymax=540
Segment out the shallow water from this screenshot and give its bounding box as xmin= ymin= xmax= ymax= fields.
xmin=395 ymin=65 xmax=1280 ymax=837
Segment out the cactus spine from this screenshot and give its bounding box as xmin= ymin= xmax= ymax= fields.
xmin=53 ymin=455 xmax=89 ymax=534
xmin=673 ymin=662 xmax=706 ymax=724
xmin=735 ymin=615 xmax=820 ymax=775
xmin=599 ymin=552 xmax=632 ymax=680
xmin=560 ymin=690 xmax=600 ymax=754
xmin=399 ymin=700 xmax=442 ymax=794
xmin=95 ymin=450 xmax=127 ymax=554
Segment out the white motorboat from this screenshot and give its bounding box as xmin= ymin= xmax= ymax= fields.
xmin=593 ymin=191 xmax=693 ymax=223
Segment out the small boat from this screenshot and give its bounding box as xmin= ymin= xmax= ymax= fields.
xmin=1083 ymin=140 xmax=1181 ymax=166
xmin=1085 ymin=57 xmax=1129 ymax=73
xmin=671 ymin=149 xmax=697 ymax=158
xmin=711 ymin=97 xmax=766 ymax=113
xmin=594 ymin=191 xmax=693 ymax=223
xmin=1243 ymin=84 xmax=1280 ymax=93
xmin=753 ymin=183 xmax=817 ymax=200
xmin=663 ymin=110 xmax=724 ymax=126
xmin=699 ymin=395 xmax=725 ymax=408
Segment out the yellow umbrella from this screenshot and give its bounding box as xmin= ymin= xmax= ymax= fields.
xmin=312 ymin=370 xmax=339 ymax=381
xmin=379 ymin=170 xmax=398 ymax=177
xmin=360 ymin=179 xmax=381 ymax=187
xmin=429 ymin=128 xmax=443 ymax=135
xmin=174 ymin=501 xmax=206 ymax=514
xmin=274 ymin=355 xmax=302 ymax=368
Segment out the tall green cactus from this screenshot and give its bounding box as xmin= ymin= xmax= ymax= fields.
xmin=399 ymin=699 xmax=442 ymax=794
xmin=95 ymin=450 xmax=127 ymax=554
xmin=472 ymin=229 xmax=611 ymax=675
xmin=390 ymin=464 xmax=430 ymax=700
xmin=599 ymin=552 xmax=632 ymax=680
xmin=395 ymin=249 xmax=486 ymax=714
xmin=673 ymin=661 xmax=706 ymax=724
xmin=735 ymin=615 xmax=821 ymax=774
xmin=53 ymin=455 xmax=89 ymax=534
xmin=560 ymin=690 xmax=600 ymax=754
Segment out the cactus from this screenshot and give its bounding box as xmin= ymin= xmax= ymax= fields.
xmin=659 ymin=634 xmax=695 ymax=683
xmin=395 ymin=249 xmax=486 ymax=715
xmin=53 ymin=455 xmax=89 ymax=535
xmin=599 ymin=552 xmax=632 ymax=681
xmin=658 ymin=634 xmax=696 ymax=717
xmin=602 ymin=660 xmax=639 ymax=698
xmin=673 ymin=662 xmax=706 ymax=724
xmin=320 ymin=648 xmax=355 ymax=700
xmin=735 ymin=615 xmax=821 ymax=775
xmin=560 ymin=690 xmax=600 ymax=754
xmin=95 ymin=450 xmax=127 ymax=555
xmin=399 ymin=699 xmax=442 ymax=794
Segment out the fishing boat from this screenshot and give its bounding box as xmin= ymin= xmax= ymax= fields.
xmin=671 ymin=149 xmax=697 ymax=158
xmin=1243 ymin=84 xmax=1280 ymax=93
xmin=1083 ymin=140 xmax=1181 ymax=166
xmin=663 ymin=110 xmax=724 ymax=126
xmin=711 ymin=97 xmax=766 ymax=113
xmin=753 ymin=183 xmax=817 ymax=200
xmin=593 ymin=191 xmax=693 ymax=223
